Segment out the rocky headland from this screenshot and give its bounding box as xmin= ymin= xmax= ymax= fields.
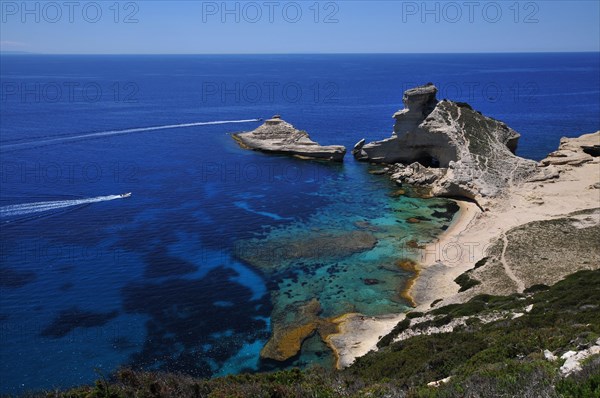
xmin=233 ymin=115 xmax=346 ymax=162
xmin=330 ymin=84 xmax=600 ymax=369
xmin=353 ymin=83 xmax=559 ymax=208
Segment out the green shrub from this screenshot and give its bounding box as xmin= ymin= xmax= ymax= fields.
xmin=377 ymin=318 xmax=411 ymax=348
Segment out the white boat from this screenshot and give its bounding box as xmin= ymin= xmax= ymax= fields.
xmin=120 ymin=192 xmax=132 ymax=198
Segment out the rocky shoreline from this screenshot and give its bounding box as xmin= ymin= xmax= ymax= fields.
xmin=328 ymin=142 xmax=600 ymax=368
xmin=327 ymin=85 xmax=600 ymax=368
xmin=230 ymin=84 xmax=599 ymax=371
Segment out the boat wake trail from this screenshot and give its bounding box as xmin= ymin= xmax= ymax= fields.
xmin=0 ymin=119 xmax=261 ymax=151
xmin=0 ymin=195 xmax=125 ymax=218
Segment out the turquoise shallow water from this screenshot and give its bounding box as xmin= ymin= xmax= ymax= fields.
xmin=239 ymin=172 xmax=456 ymax=319
xmin=232 ymin=161 xmax=458 ymax=364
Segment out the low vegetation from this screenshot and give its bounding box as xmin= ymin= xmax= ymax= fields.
xmin=453 ymin=271 xmax=481 ymax=292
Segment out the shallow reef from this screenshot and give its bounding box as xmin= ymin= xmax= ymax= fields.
xmin=233 ymin=186 xmax=460 ymax=363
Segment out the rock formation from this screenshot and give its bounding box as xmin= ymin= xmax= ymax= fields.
xmin=353 ymin=83 xmax=557 ymax=206
xmin=540 ymin=132 xmax=600 ymax=166
xmin=234 ymin=230 xmax=377 ymax=274
xmin=233 ymin=115 xmax=346 ymax=162
xmin=234 ymin=229 xmax=378 ymax=361
xmin=329 ymin=131 xmax=600 ymax=369
xmin=260 ymin=298 xmax=338 ymax=362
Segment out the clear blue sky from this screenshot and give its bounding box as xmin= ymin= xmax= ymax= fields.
xmin=1 ymin=0 xmax=599 ymax=54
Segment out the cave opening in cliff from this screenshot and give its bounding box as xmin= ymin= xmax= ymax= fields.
xmin=415 ymin=152 xmax=440 ymax=168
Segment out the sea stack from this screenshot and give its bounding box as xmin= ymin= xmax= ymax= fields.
xmin=352 ymin=83 xmax=561 ymax=206
xmin=233 ymin=115 xmax=346 ymax=162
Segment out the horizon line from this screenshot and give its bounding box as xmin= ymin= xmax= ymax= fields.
xmin=2 ymin=50 xmax=600 ymax=56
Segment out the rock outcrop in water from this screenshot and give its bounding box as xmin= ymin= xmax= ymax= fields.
xmin=235 ymin=230 xmax=377 ymax=361
xmin=541 ymin=132 xmax=600 ymax=166
xmin=260 ymin=298 xmax=338 ymax=362
xmin=353 ymin=83 xmax=557 ymax=206
xmin=233 ymin=115 xmax=346 ymax=161
xmin=234 ymin=230 xmax=377 ymax=274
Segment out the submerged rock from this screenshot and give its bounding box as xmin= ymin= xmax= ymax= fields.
xmin=389 ymin=189 xmax=406 ymax=197
xmin=353 ymin=83 xmax=551 ymax=206
xmin=233 ymin=115 xmax=346 ymax=162
xmin=41 ymin=307 xmax=119 ymax=338
xmin=234 ymin=230 xmax=377 ymax=273
xmin=260 ymin=298 xmax=338 ymax=361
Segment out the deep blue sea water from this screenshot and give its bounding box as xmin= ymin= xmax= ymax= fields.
xmin=0 ymin=53 xmax=598 ymax=393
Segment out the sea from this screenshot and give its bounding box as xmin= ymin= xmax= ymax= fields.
xmin=1 ymin=53 xmax=598 ymax=394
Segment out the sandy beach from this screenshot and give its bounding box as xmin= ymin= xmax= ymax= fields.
xmin=413 ymin=154 xmax=600 ymax=307
xmin=328 ymin=132 xmax=600 ymax=369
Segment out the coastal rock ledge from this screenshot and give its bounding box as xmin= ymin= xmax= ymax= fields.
xmin=233 ymin=115 xmax=346 ymax=161
xmin=353 ymin=83 xmax=557 ymax=206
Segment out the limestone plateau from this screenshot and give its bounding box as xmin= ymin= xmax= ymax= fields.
xmin=233 ymin=115 xmax=346 ymax=162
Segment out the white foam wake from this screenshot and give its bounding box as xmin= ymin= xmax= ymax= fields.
xmin=0 ymin=195 xmax=125 ymax=218
xmin=0 ymin=119 xmax=260 ymax=151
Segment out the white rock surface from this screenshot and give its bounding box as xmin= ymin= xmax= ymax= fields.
xmin=541 ymin=133 xmax=600 ymax=166
xmin=353 ymin=84 xmax=551 ymax=206
xmin=559 ymin=338 xmax=600 ymax=376
xmin=544 ymin=349 xmax=557 ymax=361
xmin=234 ymin=115 xmax=346 ymax=162
xmin=427 ymin=376 xmax=452 ymax=387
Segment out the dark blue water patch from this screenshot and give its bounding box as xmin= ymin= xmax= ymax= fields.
xmin=110 ymin=207 xmax=209 ymax=254
xmin=111 ymin=336 xmax=139 ymax=353
xmin=57 ymin=264 xmax=76 ymax=274
xmin=59 ymin=282 xmax=75 ymax=292
xmin=112 ymin=223 xmax=169 ymax=254
xmin=1 ymin=202 xmax=137 ymax=248
xmin=40 ymin=307 xmax=120 ymax=338
xmin=111 ymin=335 xmax=139 ymax=353
xmin=0 ymin=266 xmax=37 ymax=288
xmin=143 ymin=248 xmax=198 ymax=279
xmin=121 ymin=266 xmax=271 ymax=378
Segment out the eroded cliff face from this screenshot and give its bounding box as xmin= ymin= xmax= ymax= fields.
xmin=353 ymin=84 xmax=546 ymax=206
